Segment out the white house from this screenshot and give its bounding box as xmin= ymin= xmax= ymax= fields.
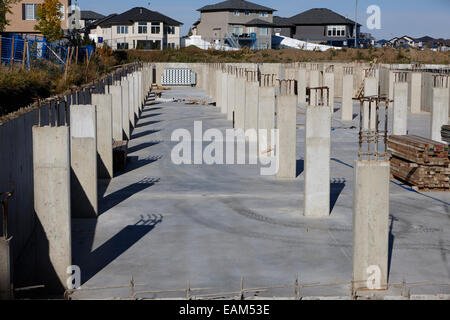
xmin=88 ymin=7 xmax=183 ymax=50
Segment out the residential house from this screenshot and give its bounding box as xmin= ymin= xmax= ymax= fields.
xmin=195 ymin=0 xmax=276 ymax=49
xmin=276 ymin=8 xmax=361 ymax=46
xmin=388 ymin=36 xmax=417 ymax=49
xmin=88 ymin=7 xmax=182 ymax=50
xmin=80 ymin=10 xmax=105 ymax=29
xmin=3 ymin=0 xmax=72 ymax=36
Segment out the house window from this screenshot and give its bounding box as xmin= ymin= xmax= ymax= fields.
xmin=151 ymin=22 xmax=160 ymax=34
xmin=327 ymin=25 xmax=346 ymax=37
xmin=117 ymin=42 xmax=129 ymax=50
xmin=24 ymin=3 xmax=38 ymax=20
xmin=259 ymin=12 xmax=268 ymax=17
xmin=166 ymin=26 xmax=175 ymax=35
xmin=234 ymin=11 xmax=240 ymax=16
xmin=245 ymin=11 xmax=250 ymax=16
xmin=138 ymin=22 xmax=148 ymax=34
xmin=117 ymin=26 xmax=129 ymax=34
xmin=60 ymin=5 xmax=65 ymax=20
xmin=259 ymin=27 xmax=269 ymax=36
xmin=247 ymin=27 xmax=255 ymax=34
xmin=232 ymin=27 xmax=243 ymax=36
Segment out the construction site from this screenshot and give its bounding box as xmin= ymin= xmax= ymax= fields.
xmin=0 ymin=59 xmax=450 ymax=300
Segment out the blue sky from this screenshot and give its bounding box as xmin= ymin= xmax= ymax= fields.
xmin=76 ymin=0 xmax=450 ymax=40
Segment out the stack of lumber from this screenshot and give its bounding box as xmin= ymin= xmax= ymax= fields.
xmin=388 ymin=135 xmax=450 ymax=191
xmin=442 ymin=125 xmax=450 ymax=144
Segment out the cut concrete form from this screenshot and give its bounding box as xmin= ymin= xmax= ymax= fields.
xmin=324 ymin=70 xmax=335 ymax=112
xmin=235 ymin=71 xmax=246 ymax=129
xmin=32 ymin=126 xmax=71 ymax=293
xmin=109 ymin=85 xmax=123 ymax=141
xmin=353 ymin=160 xmax=390 ymax=292
xmin=128 ymin=74 xmax=135 ymax=128
xmin=431 ymin=87 xmax=449 ymax=143
xmin=70 ymin=105 xmax=98 ymax=218
xmin=341 ymin=69 xmax=354 ymax=121
xmin=297 ymin=67 xmax=307 ymax=104
xmin=0 ymin=238 xmax=11 ymax=299
xmin=363 ymin=77 xmax=378 ymax=130
xmin=276 ymin=80 xmax=297 ymax=179
xmin=410 ymin=72 xmax=422 ymax=114
xmin=92 ymin=94 xmax=113 ymax=179
xmin=220 ymin=70 xmax=228 ymax=114
xmin=304 ymin=104 xmax=331 ymax=217
xmin=258 ymin=76 xmax=276 ymax=157
xmin=245 ymin=72 xmax=259 ymax=137
xmin=227 ymin=70 xmax=236 ymax=122
xmin=309 ymin=69 xmax=321 ymax=106
xmin=393 ymin=82 xmax=409 ymax=135
xmin=121 ymin=78 xmax=130 ymax=140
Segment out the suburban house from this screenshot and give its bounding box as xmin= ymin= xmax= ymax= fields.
xmin=79 ymin=10 xmax=105 ymax=29
xmin=88 ymin=7 xmax=183 ymax=50
xmin=388 ymin=36 xmax=417 ymax=48
xmin=195 ymin=0 xmax=276 ymax=49
xmin=274 ymin=8 xmax=361 ymax=46
xmin=2 ymin=0 xmax=72 ymax=36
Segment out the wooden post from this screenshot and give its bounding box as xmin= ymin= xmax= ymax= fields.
xmin=9 ymin=37 xmax=15 ymax=71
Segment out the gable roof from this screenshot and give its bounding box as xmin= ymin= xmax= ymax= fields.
xmin=289 ymin=8 xmax=360 ymax=26
xmin=198 ymin=0 xmax=275 ymax=13
xmin=86 ymin=14 xmax=117 ymax=29
xmin=273 ymin=16 xmax=294 ymax=27
xmin=80 ymin=10 xmax=105 ymax=21
xmin=100 ymin=7 xmax=183 ymax=26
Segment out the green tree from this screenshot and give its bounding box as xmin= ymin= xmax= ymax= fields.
xmin=34 ymin=0 xmax=64 ymax=42
xmin=0 ymin=0 xmax=21 ymax=32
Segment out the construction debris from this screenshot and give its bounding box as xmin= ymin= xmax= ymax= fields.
xmin=388 ymin=135 xmax=450 ymax=191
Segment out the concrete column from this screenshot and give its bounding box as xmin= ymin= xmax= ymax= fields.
xmin=215 ymin=68 xmax=222 ymax=108
xmin=138 ymin=71 xmax=143 ymax=110
xmin=392 ymin=82 xmax=409 ymax=135
xmin=324 ymin=72 xmax=335 ymax=112
xmin=235 ymin=75 xmax=246 ymax=129
xmin=276 ymin=83 xmax=297 ymax=179
xmin=92 ymin=94 xmax=113 ymax=179
xmin=258 ymin=86 xmax=276 ymax=157
xmin=121 ymin=78 xmax=130 ymax=140
xmin=304 ymin=106 xmax=331 ymax=217
xmin=245 ymin=80 xmax=259 ymax=136
xmin=70 ymin=105 xmax=98 ymax=218
xmin=297 ymin=68 xmax=307 ymax=104
xmin=309 ymin=70 xmax=320 ymax=106
xmin=32 ymin=126 xmax=71 ymax=293
xmin=134 ymin=73 xmax=139 ymax=117
xmin=227 ymin=72 xmax=235 ymax=121
xmin=431 ymin=87 xmax=450 ymax=143
xmin=341 ymin=74 xmax=354 ymax=121
xmin=221 ymin=71 xmax=228 ymax=114
xmin=353 ymin=160 xmax=390 ymax=291
xmin=0 ymin=238 xmax=11 ymax=299
xmin=410 ymin=72 xmax=422 ymax=114
xmin=109 ymin=85 xmax=123 ymax=141
xmin=363 ymin=77 xmax=378 ymax=130
xmin=388 ymin=70 xmax=395 ymax=101
xmin=128 ymin=74 xmax=135 ymax=128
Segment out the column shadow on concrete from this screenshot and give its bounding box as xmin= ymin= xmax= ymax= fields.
xmin=131 ymin=129 xmax=160 ymax=140
xmin=98 ymin=177 xmax=160 ymax=215
xmin=71 ymin=169 xmax=97 ymax=218
xmin=73 ymin=214 xmax=163 ymax=284
xmin=388 ymin=215 xmax=397 ymax=281
xmin=140 ymin=113 xmax=163 ymax=120
xmin=135 ymin=120 xmax=161 ymax=128
xmin=352 ymin=113 xmax=359 ymax=120
xmin=296 ymin=159 xmax=304 ymax=178
xmin=330 ymin=178 xmax=346 ymax=213
xmin=114 ymin=155 xmax=163 ymax=178
xmin=127 ymin=141 xmax=161 ymax=154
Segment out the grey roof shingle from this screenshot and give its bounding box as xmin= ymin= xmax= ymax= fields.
xmin=99 ymin=7 xmax=183 ymax=26
xmin=80 ymin=10 xmax=105 ymax=20
xmin=289 ymin=8 xmax=360 ymax=26
xmin=198 ymin=0 xmax=275 ymax=13
xmin=272 ymin=16 xmax=294 ymax=27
